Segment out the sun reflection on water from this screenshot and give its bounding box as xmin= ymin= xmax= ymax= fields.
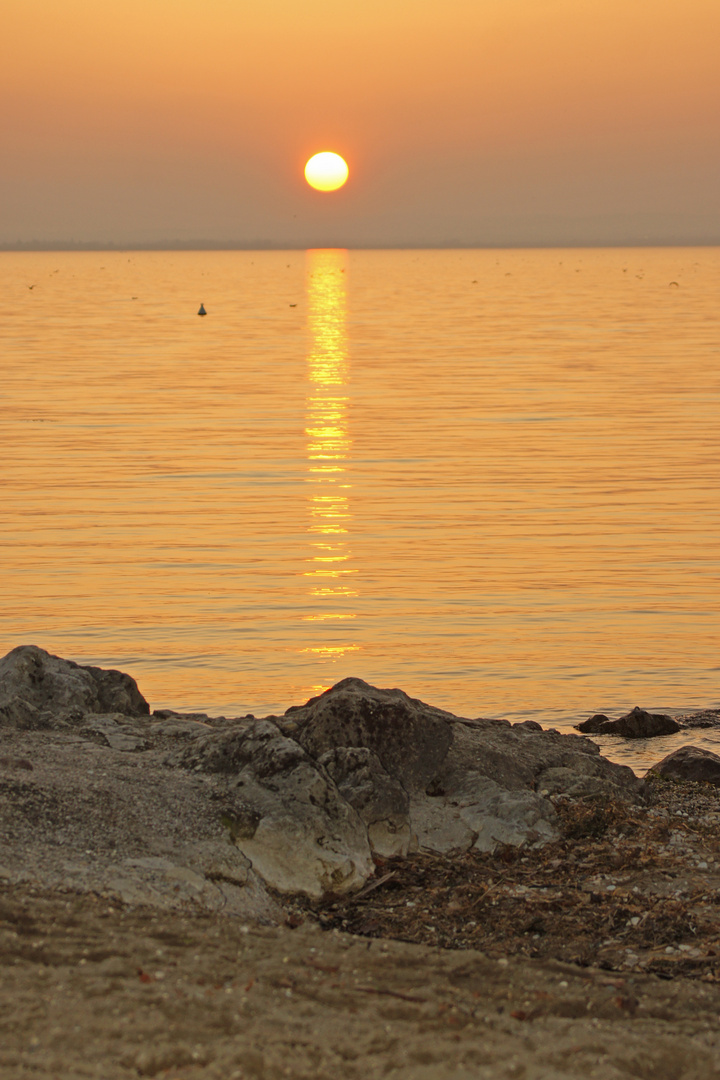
xmin=303 ymin=249 xmax=358 ymax=659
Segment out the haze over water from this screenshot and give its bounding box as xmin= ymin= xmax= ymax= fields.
xmin=2 ymin=248 xmax=719 ymax=771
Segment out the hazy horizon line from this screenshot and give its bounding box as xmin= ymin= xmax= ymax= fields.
xmin=3 ymin=239 xmax=720 ymax=252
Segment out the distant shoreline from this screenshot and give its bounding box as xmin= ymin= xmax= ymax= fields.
xmin=3 ymin=240 xmax=720 ymax=252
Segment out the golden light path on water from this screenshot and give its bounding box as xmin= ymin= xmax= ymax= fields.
xmin=302 ymin=249 xmax=359 ymax=688
xmin=1 ymin=248 xmax=719 ymax=775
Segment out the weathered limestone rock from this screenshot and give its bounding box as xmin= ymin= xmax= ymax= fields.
xmin=149 ymin=715 xmax=214 ymax=740
xmin=0 ymin=728 xmax=282 ymax=921
xmin=81 ymin=714 xmax=150 ymax=751
xmin=318 ymin=746 xmax=412 ymax=857
xmin=648 ymin=745 xmax=720 ymax=787
xmin=0 ymin=651 xmax=647 ymax=912
xmin=674 ymin=709 xmax=720 ymax=730
xmin=286 ymin=679 xmax=641 ymax=856
xmin=406 ymin=722 xmax=555 ymax=852
xmin=175 ymin=719 xmax=374 ymax=899
xmin=289 ymin=677 xmax=454 ymax=790
xmin=576 ymin=706 xmax=680 ymax=738
xmin=576 ymin=714 xmax=612 ymax=733
xmin=180 ymin=839 xmax=253 ymax=886
xmin=513 ymin=719 xmax=544 ymax=732
xmin=0 ymin=645 xmax=149 ymax=729
xmin=415 ymin=719 xmax=642 ymax=851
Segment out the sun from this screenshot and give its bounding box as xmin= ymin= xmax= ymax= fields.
xmin=304 ymin=152 xmax=349 ymax=192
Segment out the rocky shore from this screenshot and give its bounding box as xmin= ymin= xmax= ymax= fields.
xmin=2 ymin=645 xmax=720 ymax=1079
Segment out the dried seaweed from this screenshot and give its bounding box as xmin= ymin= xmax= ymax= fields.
xmin=291 ymin=775 xmax=720 ymax=980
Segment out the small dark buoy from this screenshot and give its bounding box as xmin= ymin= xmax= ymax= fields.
xmin=198 ymin=303 xmax=207 ymax=316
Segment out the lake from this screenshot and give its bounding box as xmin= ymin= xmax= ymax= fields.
xmin=2 ymin=247 xmax=719 ymax=772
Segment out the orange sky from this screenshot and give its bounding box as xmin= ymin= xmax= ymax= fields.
xmin=2 ymin=0 xmax=719 ymax=245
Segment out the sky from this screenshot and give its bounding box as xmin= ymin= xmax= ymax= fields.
xmin=2 ymin=0 xmax=719 ymax=247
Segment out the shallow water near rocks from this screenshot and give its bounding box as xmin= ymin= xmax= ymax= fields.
xmin=2 ymin=247 xmax=719 ymax=774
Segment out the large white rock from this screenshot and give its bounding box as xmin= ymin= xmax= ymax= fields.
xmin=319 ymin=746 xmax=413 ymax=857
xmin=286 ymin=678 xmax=641 ymax=856
xmin=0 ymin=652 xmax=643 ymax=913
xmin=176 ymin=720 xmax=374 ymax=900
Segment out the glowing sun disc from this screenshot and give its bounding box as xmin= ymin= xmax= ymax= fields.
xmin=304 ymin=152 xmax=349 ymax=192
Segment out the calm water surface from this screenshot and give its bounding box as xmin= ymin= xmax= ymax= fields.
xmin=2 ymin=248 xmax=719 ymax=772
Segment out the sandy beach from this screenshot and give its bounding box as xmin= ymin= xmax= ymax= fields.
xmin=3 ymin=772 xmax=720 ymax=1080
